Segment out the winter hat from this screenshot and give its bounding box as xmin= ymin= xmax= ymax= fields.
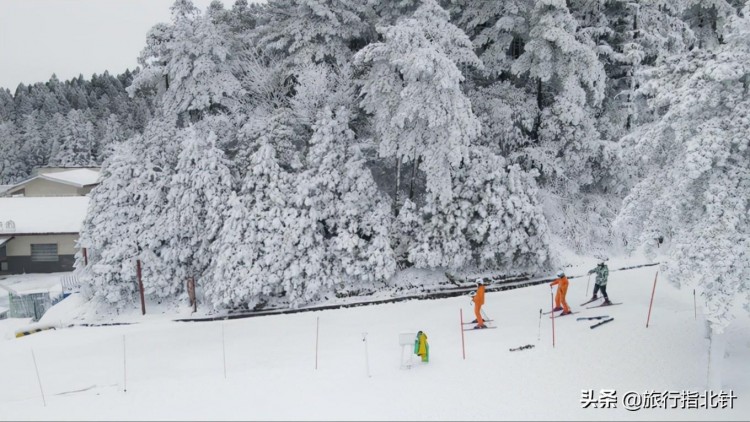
xmin=556 ymin=271 xmax=564 ymax=278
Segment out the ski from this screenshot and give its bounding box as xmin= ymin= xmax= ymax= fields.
xmin=462 ymin=326 xmax=497 ymax=331
xmin=542 ymin=309 xmax=565 ymax=315
xmin=580 ymin=297 xmax=602 ymax=306
xmin=590 ymin=317 xmax=614 ymax=329
xmin=510 ymin=344 xmax=535 ymax=352
xmin=549 ymin=311 xmax=579 ymax=319
xmin=586 ymin=302 xmax=622 ymax=310
xmin=462 ymin=320 xmax=494 ymax=325
xmin=576 ymin=315 xmax=610 ymax=321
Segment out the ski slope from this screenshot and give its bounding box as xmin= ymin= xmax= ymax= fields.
xmin=0 ymin=259 xmax=748 ymax=420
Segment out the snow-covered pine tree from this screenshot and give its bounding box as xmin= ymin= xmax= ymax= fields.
xmin=252 ymin=0 xmax=376 ymax=69
xmin=449 ymin=0 xmax=533 ymax=76
xmin=354 ymin=0 xmax=481 ymax=207
xmin=159 ymin=128 xmax=234 ymax=299
xmin=77 ymin=140 xmax=142 ymax=305
xmin=400 ymin=146 xmax=551 ymax=272
xmin=128 ymin=118 xmax=182 ymax=299
xmin=206 ymin=140 xmax=289 ymax=310
xmin=130 ymin=0 xmax=244 ymax=122
xmin=0 ymin=88 xmax=13 ymax=122
xmin=19 ymin=112 xmax=49 ymax=172
xmin=511 ymin=0 xmax=607 ymax=192
xmin=298 ymin=107 xmax=396 ymax=299
xmin=49 ymin=109 xmax=97 ymax=166
xmin=98 ymin=114 xmax=130 ymax=162
xmin=683 ymin=0 xmax=738 ymax=49
xmin=615 ymin=2 xmax=750 ymax=388
xmin=510 ymin=0 xmax=617 ymax=253
xmin=0 ymin=123 xmax=26 ymax=184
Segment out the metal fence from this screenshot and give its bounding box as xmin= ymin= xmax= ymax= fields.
xmin=9 ymin=292 xmax=52 ymax=321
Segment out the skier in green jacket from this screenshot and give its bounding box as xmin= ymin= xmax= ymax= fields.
xmin=588 ymin=261 xmax=611 ymax=305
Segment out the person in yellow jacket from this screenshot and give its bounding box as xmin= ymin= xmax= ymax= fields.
xmin=550 ymin=270 xmax=572 ymax=315
xmin=414 ymin=331 xmax=429 ymax=362
xmin=472 ymin=279 xmax=487 ymax=329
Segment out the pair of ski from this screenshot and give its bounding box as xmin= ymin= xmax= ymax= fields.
xmin=542 ymin=302 xmax=621 ymax=317
xmin=462 ymin=319 xmax=497 ymax=331
xmin=576 ymin=314 xmax=614 ymax=328
xmin=580 ymin=297 xmax=623 ymax=309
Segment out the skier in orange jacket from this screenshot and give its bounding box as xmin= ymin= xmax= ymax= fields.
xmin=472 ymin=279 xmax=487 ymax=329
xmin=550 ymin=271 xmax=572 ymax=315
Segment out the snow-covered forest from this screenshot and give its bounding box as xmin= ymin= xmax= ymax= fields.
xmin=0 ymin=70 xmax=155 ymax=179
xmin=1 ymin=0 xmax=747 ymax=334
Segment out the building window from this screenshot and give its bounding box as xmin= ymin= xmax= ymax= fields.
xmin=31 ymin=244 xmax=58 ymax=262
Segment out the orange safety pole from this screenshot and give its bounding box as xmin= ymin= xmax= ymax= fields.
xmin=460 ymin=309 xmax=466 ymax=360
xmin=550 ymin=287 xmax=556 ymax=348
xmin=646 ymin=270 xmax=658 ymax=328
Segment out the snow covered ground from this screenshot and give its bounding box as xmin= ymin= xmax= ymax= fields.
xmin=0 ymin=257 xmax=747 ymax=421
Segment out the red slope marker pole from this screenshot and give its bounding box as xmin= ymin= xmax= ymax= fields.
xmin=646 ymin=270 xmax=659 ymax=328
xmin=550 ymin=287 xmax=556 ymax=348
xmin=460 ymin=309 xmax=466 ymax=360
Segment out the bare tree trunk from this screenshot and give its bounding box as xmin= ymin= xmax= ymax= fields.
xmin=536 ymin=78 xmax=543 ymax=110
xmin=393 ymin=155 xmax=402 ymax=217
xmin=627 ymin=7 xmax=638 ymax=131
xmin=408 ymin=154 xmax=420 ymax=201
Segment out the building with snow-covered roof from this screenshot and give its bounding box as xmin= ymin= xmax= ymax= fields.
xmin=0 ymin=196 xmax=89 ymax=274
xmin=2 ymin=167 xmax=100 ymax=197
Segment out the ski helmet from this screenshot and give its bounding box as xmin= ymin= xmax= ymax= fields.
xmin=476 ymin=278 xmax=484 ymax=286
xmin=556 ymin=270 xmax=564 ymax=278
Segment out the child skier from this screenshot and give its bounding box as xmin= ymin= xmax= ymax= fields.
xmin=550 ymin=271 xmax=572 ymax=315
xmin=471 ymin=279 xmax=487 ymax=329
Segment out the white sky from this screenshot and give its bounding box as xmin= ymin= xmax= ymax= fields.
xmin=0 ymin=0 xmax=232 ymax=91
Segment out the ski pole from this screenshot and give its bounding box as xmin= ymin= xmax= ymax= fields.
xmin=550 ymin=287 xmax=556 ymax=348
xmin=460 ymin=309 xmax=466 ymax=360
xmin=693 ymin=289 xmax=697 ymax=320
xmin=585 ymin=274 xmax=591 ymax=298
xmin=481 ymin=308 xmax=490 ymax=323
xmin=646 ymin=270 xmax=659 ymax=328
xmin=362 ymin=332 xmax=371 ymax=378
xmin=537 ymin=309 xmax=542 ymax=341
